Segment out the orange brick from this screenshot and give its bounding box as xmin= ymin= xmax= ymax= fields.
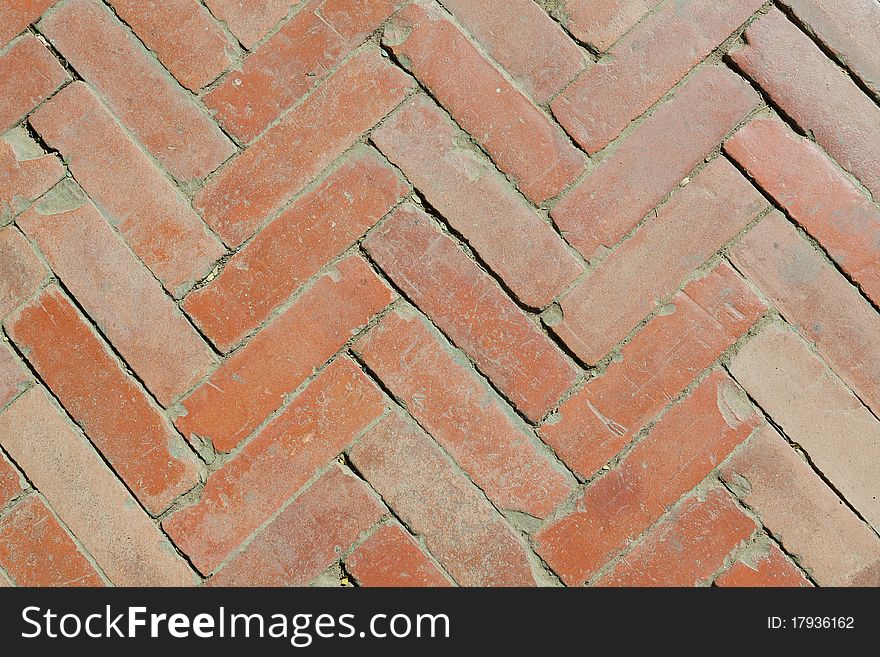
xmin=355 ymin=310 xmax=574 ymax=518
xmin=364 ymin=204 xmax=578 ymax=421
xmin=0 ymin=342 xmax=30 ymax=411
xmin=715 ymin=543 xmax=811 ymax=587
xmin=0 ymin=451 xmax=23 ymax=508
xmin=0 ymin=135 xmax=64 ymax=222
xmin=0 ymin=0 xmax=57 ymax=47
xmin=558 ymin=0 xmax=662 ymax=51
xmin=385 ymin=2 xmax=585 ymax=203
xmin=178 ymin=255 xmax=393 ymax=452
xmin=346 ymin=523 xmax=451 ymax=587
xmin=204 ymin=0 xmax=300 ymax=49
xmin=0 ymin=34 xmax=68 ymax=132
xmin=0 ymin=225 xmax=45 ymax=319
xmin=7 ymin=286 xmax=200 ymax=515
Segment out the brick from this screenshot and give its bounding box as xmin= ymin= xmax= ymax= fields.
xmin=6 ymin=286 xmax=200 ymax=515
xmin=0 ymin=0 xmax=57 ymax=47
xmin=0 ymin=495 xmax=103 ymax=586
xmin=106 ymin=0 xmax=235 ymax=91
xmin=0 ymin=225 xmax=46 ymax=319
xmin=195 ymin=48 xmax=413 ymax=248
xmin=552 ymin=0 xmax=763 ymax=153
xmin=206 ymin=0 xmax=403 ymax=142
xmin=731 ymin=211 xmax=880 ymax=417
xmin=373 ymin=95 xmax=583 ymax=308
xmin=178 ymin=255 xmax=392 ymax=452
xmin=553 ymin=157 xmax=767 ymax=365
xmin=350 ymin=412 xmax=541 ymax=586
xmin=536 ymin=371 xmax=759 ymax=585
xmin=165 ymin=358 xmax=384 ymax=574
xmin=0 ymin=451 xmax=23 ymax=508
xmin=0 ymin=340 xmax=32 ymax=410
xmin=39 ymin=0 xmax=235 ymax=181
xmin=385 ymin=2 xmax=585 ymax=204
xmin=209 ymin=466 xmax=384 ymax=586
xmin=558 ymin=0 xmax=662 ymax=51
xmin=715 ymin=542 xmax=811 ymax=587
xmin=731 ymin=323 xmax=880 ymax=530
xmin=364 ymin=204 xmax=578 ymax=421
xmin=19 ymin=197 xmax=216 ymax=406
xmin=29 ymin=82 xmax=224 ymax=297
xmin=346 ymin=523 xmax=451 ymax=587
xmin=730 ymin=9 xmax=880 ymax=197
xmin=354 ymin=310 xmax=574 ymax=518
xmin=597 ymin=488 xmax=755 ymax=586
xmin=0 ymin=571 xmax=9 ymax=586
xmin=0 ymin=387 xmax=197 ymax=586
xmin=0 ymin=35 xmax=68 ymax=132
xmin=185 ymin=149 xmax=407 ymax=351
xmin=437 ymin=0 xmax=586 ymax=103
xmin=0 ymin=134 xmax=64 ymax=222
xmin=541 ymin=262 xmax=764 ymax=478
xmin=204 ymin=0 xmax=300 ymax=49
xmin=724 ymin=116 xmax=880 ymax=306
xmin=552 ymin=66 xmax=760 ymax=260
xmin=721 ymin=425 xmax=880 ymax=586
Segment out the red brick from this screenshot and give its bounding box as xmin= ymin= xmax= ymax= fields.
xmin=0 ymin=225 xmax=46 ymax=319
xmin=106 ymin=0 xmax=235 ymax=91
xmin=598 ymin=488 xmax=755 ymax=586
xmin=350 ymin=412 xmax=541 ymax=586
xmin=39 ymin=0 xmax=235 ymax=181
xmin=553 ymin=157 xmax=766 ymax=365
xmin=346 ymin=523 xmax=451 ymax=587
xmin=185 ymin=149 xmax=407 ymax=351
xmin=536 ymin=371 xmax=759 ymax=585
xmin=195 ymin=48 xmax=413 ymax=248
xmin=385 ymin=2 xmax=585 ymax=203
xmin=557 ymin=0 xmax=662 ymax=51
xmin=437 ymin=0 xmax=587 ymax=103
xmin=552 ymin=66 xmax=760 ymax=260
xmin=730 ymin=9 xmax=880 ymax=197
xmin=204 ymin=0 xmax=300 ymax=49
xmin=0 ymin=342 xmax=30 ymax=411
xmin=541 ymin=262 xmax=764 ymax=478
xmin=364 ymin=204 xmax=578 ymax=421
xmin=206 ymin=0 xmax=403 ymax=142
xmin=0 ymin=387 xmax=197 ymax=585
xmin=29 ymin=82 xmax=224 ymax=297
xmin=0 ymin=451 xmax=22 ymax=508
xmin=165 ymin=358 xmax=384 ymax=574
xmin=7 ymin=286 xmax=200 ymax=515
xmin=19 ymin=198 xmax=216 ymax=406
xmin=731 ymin=323 xmax=880 ymax=530
xmin=552 ymin=0 xmax=763 ymax=153
xmin=0 ymin=35 xmax=68 ymax=132
xmin=0 ymin=135 xmax=64 ymax=221
xmin=721 ymin=425 xmax=880 ymax=586
xmin=355 ymin=310 xmax=574 ymax=518
xmin=730 ymin=211 xmax=880 ymax=417
xmin=0 ymin=0 xmax=57 ymax=47
xmin=0 ymin=495 xmax=103 ymax=586
xmin=715 ymin=543 xmax=811 ymax=587
xmin=209 ymin=466 xmax=384 ymax=585
xmin=724 ymin=115 xmax=880 ymax=305
xmin=178 ymin=255 xmax=392 ymax=452
xmin=373 ymin=95 xmax=583 ymax=308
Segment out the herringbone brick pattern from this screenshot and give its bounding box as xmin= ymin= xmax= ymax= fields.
xmin=0 ymin=0 xmax=878 ymax=587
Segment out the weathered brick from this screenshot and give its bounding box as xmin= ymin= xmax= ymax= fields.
xmin=0 ymin=0 xmax=57 ymax=47
xmin=385 ymin=2 xmax=585 ymax=203
xmin=178 ymin=255 xmax=392 ymax=452
xmin=39 ymin=0 xmax=235 ymax=181
xmin=0 ymin=225 xmax=46 ymax=319
xmin=195 ymin=48 xmax=413 ymax=248
xmin=730 ymin=8 xmax=880 ymax=197
xmin=0 ymin=134 xmax=64 ymax=222
xmin=204 ymin=0 xmax=300 ymax=49
xmin=553 ymin=157 xmax=767 ymax=365
xmin=350 ymin=412 xmax=541 ymax=586
xmin=206 ymin=0 xmax=403 ymax=142
xmin=536 ymin=371 xmax=759 ymax=585
xmin=0 ymin=495 xmax=103 ymax=586
xmin=730 ymin=211 xmax=880 ymax=417
xmin=0 ymin=451 xmax=23 ymax=508
xmin=0 ymin=342 xmax=30 ymax=411
xmin=29 ymin=82 xmax=224 ymax=297
xmin=597 ymin=488 xmax=755 ymax=586
xmin=19 ymin=197 xmax=216 ymax=406
xmin=724 ymin=115 xmax=880 ymax=305
xmin=209 ymin=466 xmax=385 ymax=586
xmin=721 ymin=425 xmax=880 ymax=586
xmin=715 ymin=542 xmax=811 ymax=587
xmin=552 ymin=0 xmax=763 ymax=153
xmin=106 ymin=0 xmax=236 ymax=91
xmin=541 ymin=262 xmax=764 ymax=478
xmin=557 ymin=0 xmax=662 ymax=51
xmin=437 ymin=0 xmax=586 ymax=103
xmin=184 ymin=148 xmax=407 ymax=351
xmin=7 ymin=286 xmax=201 ymax=515
xmin=364 ymin=204 xmax=578 ymax=421
xmin=354 ymin=310 xmax=574 ymax=518
xmin=346 ymin=523 xmax=451 ymax=587
xmin=165 ymin=358 xmax=384 ymax=574
xmin=552 ymin=66 xmax=760 ymax=260
xmin=0 ymin=387 xmax=197 ymax=586
xmin=373 ymin=95 xmax=583 ymax=308
xmin=0 ymin=34 xmax=68 ymax=132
